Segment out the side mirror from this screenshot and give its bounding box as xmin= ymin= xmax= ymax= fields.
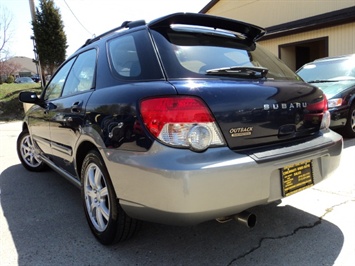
xmin=19 ymin=91 xmax=41 ymax=104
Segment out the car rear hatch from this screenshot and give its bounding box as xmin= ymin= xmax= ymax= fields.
xmin=148 ymin=13 xmax=327 ymax=149
xmin=170 ymin=80 xmax=326 ymax=150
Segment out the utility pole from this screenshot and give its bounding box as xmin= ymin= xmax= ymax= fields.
xmin=29 ymin=0 xmax=36 ymax=22
xmin=28 ymin=0 xmax=43 ymax=85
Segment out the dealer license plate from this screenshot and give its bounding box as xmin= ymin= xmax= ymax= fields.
xmin=280 ymin=160 xmax=314 ymax=197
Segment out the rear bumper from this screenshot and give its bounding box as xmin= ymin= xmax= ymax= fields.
xmin=102 ymin=130 xmax=343 ymax=225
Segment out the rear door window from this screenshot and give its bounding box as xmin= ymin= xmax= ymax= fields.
xmin=44 ymin=49 xmax=97 ymax=100
xmin=62 ymin=49 xmax=96 ymax=97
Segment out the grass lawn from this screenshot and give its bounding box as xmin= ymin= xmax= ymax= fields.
xmin=0 ymin=83 xmax=42 ymax=121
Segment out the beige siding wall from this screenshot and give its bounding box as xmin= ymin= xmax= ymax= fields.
xmin=207 ymin=0 xmax=355 ymax=27
xmin=259 ymin=22 xmax=355 ymax=57
xmin=206 ymin=0 xmax=355 ymax=68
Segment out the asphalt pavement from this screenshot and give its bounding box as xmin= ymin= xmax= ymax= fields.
xmin=0 ymin=121 xmax=354 ymax=266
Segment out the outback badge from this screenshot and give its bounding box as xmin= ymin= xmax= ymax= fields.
xmin=230 ymin=127 xmax=253 ymax=137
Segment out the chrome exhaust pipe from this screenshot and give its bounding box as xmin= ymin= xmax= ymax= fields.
xmin=233 ymin=211 xmax=257 ymax=228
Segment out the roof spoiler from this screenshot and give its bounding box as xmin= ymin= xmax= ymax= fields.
xmin=148 ymin=13 xmax=266 ymax=41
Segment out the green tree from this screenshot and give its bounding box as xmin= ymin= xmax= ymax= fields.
xmin=32 ymin=0 xmax=67 ymax=84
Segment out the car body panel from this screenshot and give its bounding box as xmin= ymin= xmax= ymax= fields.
xmin=25 ymin=104 xmax=52 ymax=155
xmin=48 ymin=91 xmax=93 ymax=175
xmin=83 ymin=81 xmax=177 ymax=151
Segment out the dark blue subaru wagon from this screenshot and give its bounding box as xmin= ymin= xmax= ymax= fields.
xmin=18 ymin=13 xmax=343 ymax=245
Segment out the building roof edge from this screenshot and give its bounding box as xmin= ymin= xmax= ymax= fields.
xmin=199 ymin=0 xmax=219 ymax=13
xmin=262 ymin=6 xmax=355 ymax=40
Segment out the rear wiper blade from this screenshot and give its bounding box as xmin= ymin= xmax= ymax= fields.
xmin=206 ymin=66 xmax=268 ymax=78
xmin=307 ymin=77 xmax=355 ymax=83
xmin=306 ymin=80 xmax=335 ymax=83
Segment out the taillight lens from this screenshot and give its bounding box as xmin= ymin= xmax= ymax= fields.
xmin=306 ymin=94 xmax=330 ymax=129
xmin=307 ymin=94 xmax=328 ymax=112
xmin=320 ymin=94 xmax=330 ymax=129
xmin=321 ymin=110 xmax=331 ymax=129
xmin=140 ymin=96 xmax=225 ymax=151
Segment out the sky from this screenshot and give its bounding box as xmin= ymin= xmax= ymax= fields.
xmin=1 ymin=0 xmax=210 ymax=59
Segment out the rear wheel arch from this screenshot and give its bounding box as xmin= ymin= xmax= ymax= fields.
xmin=75 ymin=141 xmax=98 ymax=179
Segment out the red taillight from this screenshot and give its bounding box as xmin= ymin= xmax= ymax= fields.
xmin=140 ymin=96 xmax=224 ymax=151
xmin=306 ymin=94 xmax=330 ymax=129
xmin=307 ymin=94 xmax=328 ymax=112
xmin=140 ymin=97 xmax=214 ymax=137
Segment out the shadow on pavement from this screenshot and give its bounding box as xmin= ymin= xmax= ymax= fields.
xmin=1 ymin=164 xmax=344 ymax=265
xmin=343 ymin=137 xmax=355 ymax=149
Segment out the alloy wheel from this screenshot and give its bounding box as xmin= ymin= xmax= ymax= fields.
xmin=84 ymin=163 xmax=110 ymax=232
xmin=351 ymin=108 xmax=355 ymax=133
xmin=20 ymin=134 xmax=42 ymax=168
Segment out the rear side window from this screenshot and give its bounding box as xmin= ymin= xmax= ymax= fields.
xmin=109 ymin=35 xmax=141 ymax=77
xmin=108 ymin=31 xmax=164 ymax=81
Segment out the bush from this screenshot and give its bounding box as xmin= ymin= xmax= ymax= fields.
xmin=6 ymin=75 xmax=14 ymax=83
xmin=0 ymin=83 xmax=42 ymax=121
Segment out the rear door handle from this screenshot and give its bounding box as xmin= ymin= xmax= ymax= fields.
xmin=71 ymin=101 xmax=82 ymax=113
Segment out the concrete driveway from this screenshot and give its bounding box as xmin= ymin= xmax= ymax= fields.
xmin=1 ymin=121 xmax=354 ymax=265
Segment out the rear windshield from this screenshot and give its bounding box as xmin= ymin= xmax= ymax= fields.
xmin=151 ymin=27 xmax=299 ymax=80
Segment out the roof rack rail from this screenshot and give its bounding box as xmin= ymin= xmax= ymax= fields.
xmin=80 ymin=19 xmax=146 ymax=48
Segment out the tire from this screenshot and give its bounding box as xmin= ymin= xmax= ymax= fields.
xmin=81 ymin=150 xmax=139 ymax=245
xmin=342 ymin=104 xmax=355 ymax=138
xmin=17 ymin=130 xmax=46 ymax=171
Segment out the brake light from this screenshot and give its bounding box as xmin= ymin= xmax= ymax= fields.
xmin=306 ymin=94 xmax=328 ymax=112
xmin=305 ymin=94 xmax=330 ymax=129
xmin=140 ymin=96 xmax=225 ymax=151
